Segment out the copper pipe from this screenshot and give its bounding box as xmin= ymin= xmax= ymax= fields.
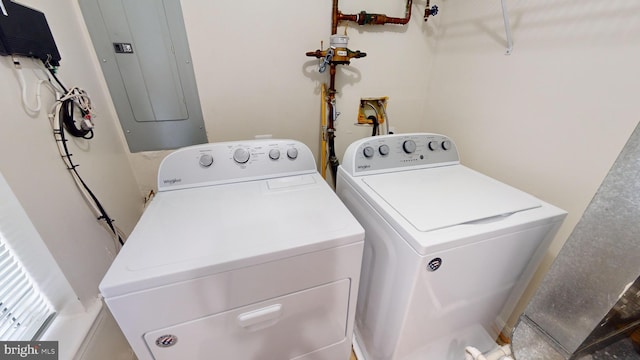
xmin=305 ymin=50 xmax=324 ymax=58
xmin=337 ymin=0 xmax=413 ymax=26
xmin=337 ymin=13 xmax=357 ymax=24
xmin=329 ymin=65 xmax=336 ymax=97
xmin=331 ymin=0 xmax=339 ymax=34
xmin=325 ymin=0 xmax=414 ymax=185
xmin=328 ymin=64 xmax=337 ymax=136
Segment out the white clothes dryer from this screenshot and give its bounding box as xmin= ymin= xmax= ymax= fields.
xmin=100 ymin=139 xmax=364 ymax=360
xmin=336 ymin=133 xmax=566 ymax=360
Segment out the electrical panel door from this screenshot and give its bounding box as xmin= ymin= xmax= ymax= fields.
xmin=79 ymin=0 xmax=207 ymax=152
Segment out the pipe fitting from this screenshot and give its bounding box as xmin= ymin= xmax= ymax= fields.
xmin=464 ymin=345 xmax=513 ymax=360
xmin=336 ymin=0 xmax=413 ymax=27
xmin=357 ymin=12 xmax=389 ymax=25
xmin=465 ymin=346 xmax=487 ymax=360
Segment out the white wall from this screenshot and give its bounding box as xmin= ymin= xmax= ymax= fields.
xmin=424 ymin=0 xmax=640 ymax=325
xmin=0 ymin=0 xmax=142 ymax=306
xmin=128 ymin=0 xmax=440 ymax=193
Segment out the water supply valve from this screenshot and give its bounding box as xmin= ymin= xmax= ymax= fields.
xmin=306 ymin=34 xmax=366 ymax=72
xmin=357 ymin=97 xmax=388 ymax=125
xmin=318 ymin=48 xmax=334 ymax=73
xmin=424 ymin=4 xmax=439 ymax=21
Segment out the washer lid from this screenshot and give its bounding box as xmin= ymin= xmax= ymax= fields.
xmin=362 ymin=165 xmax=541 ymax=232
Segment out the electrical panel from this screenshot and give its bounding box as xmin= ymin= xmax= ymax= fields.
xmin=79 ymin=0 xmax=207 ymax=152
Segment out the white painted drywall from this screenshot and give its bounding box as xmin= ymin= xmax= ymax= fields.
xmin=423 ymin=0 xmax=640 ymax=327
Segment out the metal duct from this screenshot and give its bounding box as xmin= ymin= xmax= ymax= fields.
xmin=511 ymin=121 xmax=640 ymax=359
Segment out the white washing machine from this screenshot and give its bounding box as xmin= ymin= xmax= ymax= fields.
xmin=336 ymin=133 xmax=566 ymax=360
xmin=100 ymin=139 xmax=364 ymax=360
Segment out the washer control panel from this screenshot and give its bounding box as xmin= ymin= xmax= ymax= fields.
xmin=158 ymin=139 xmax=316 ymax=191
xmin=341 ymin=133 xmax=460 ymax=176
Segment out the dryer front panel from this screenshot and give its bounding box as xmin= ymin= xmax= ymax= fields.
xmin=143 ymin=279 xmax=350 ymax=360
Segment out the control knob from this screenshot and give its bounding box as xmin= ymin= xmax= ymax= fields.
xmin=379 ymin=144 xmax=390 ymax=156
xmin=269 ymin=149 xmax=281 ymax=160
xmin=233 ymin=148 xmax=250 ymax=164
xmin=441 ymin=140 xmax=452 ymax=151
xmin=287 ymin=147 xmax=299 ymax=160
xmin=428 ymin=141 xmax=439 ymax=151
xmin=403 ymin=140 xmax=417 ymax=154
xmin=199 ymin=154 xmax=214 ymax=167
xmin=363 ymin=146 xmax=374 ymax=158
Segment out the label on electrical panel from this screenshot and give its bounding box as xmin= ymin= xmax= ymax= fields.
xmin=113 ymin=43 xmax=134 ymax=53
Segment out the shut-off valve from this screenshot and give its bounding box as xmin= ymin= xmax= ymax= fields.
xmin=306 ymin=34 xmax=366 ymax=73
xmin=424 ymin=4 xmax=439 ymax=21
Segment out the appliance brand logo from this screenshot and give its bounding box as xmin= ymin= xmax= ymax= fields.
xmin=427 ymin=257 xmax=442 ymax=272
xmin=163 ymin=178 xmax=182 ymax=185
xmin=156 ymin=334 xmax=178 ymax=348
xmin=357 ymin=164 xmax=371 ymax=170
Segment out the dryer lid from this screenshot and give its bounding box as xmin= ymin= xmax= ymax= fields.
xmin=361 ymin=165 xmax=541 ymax=232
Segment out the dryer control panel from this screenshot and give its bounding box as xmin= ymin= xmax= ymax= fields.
xmin=341 ymin=133 xmax=460 ymax=176
xmin=157 ymin=139 xmax=317 ymax=191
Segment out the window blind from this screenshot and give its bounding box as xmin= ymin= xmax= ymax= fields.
xmin=0 ymin=234 xmax=56 ymax=340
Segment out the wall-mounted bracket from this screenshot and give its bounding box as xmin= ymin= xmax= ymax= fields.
xmin=501 ymin=0 xmax=513 ymax=55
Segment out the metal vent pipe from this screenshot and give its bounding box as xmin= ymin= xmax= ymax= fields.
xmin=511 ymin=121 xmax=640 ymax=359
